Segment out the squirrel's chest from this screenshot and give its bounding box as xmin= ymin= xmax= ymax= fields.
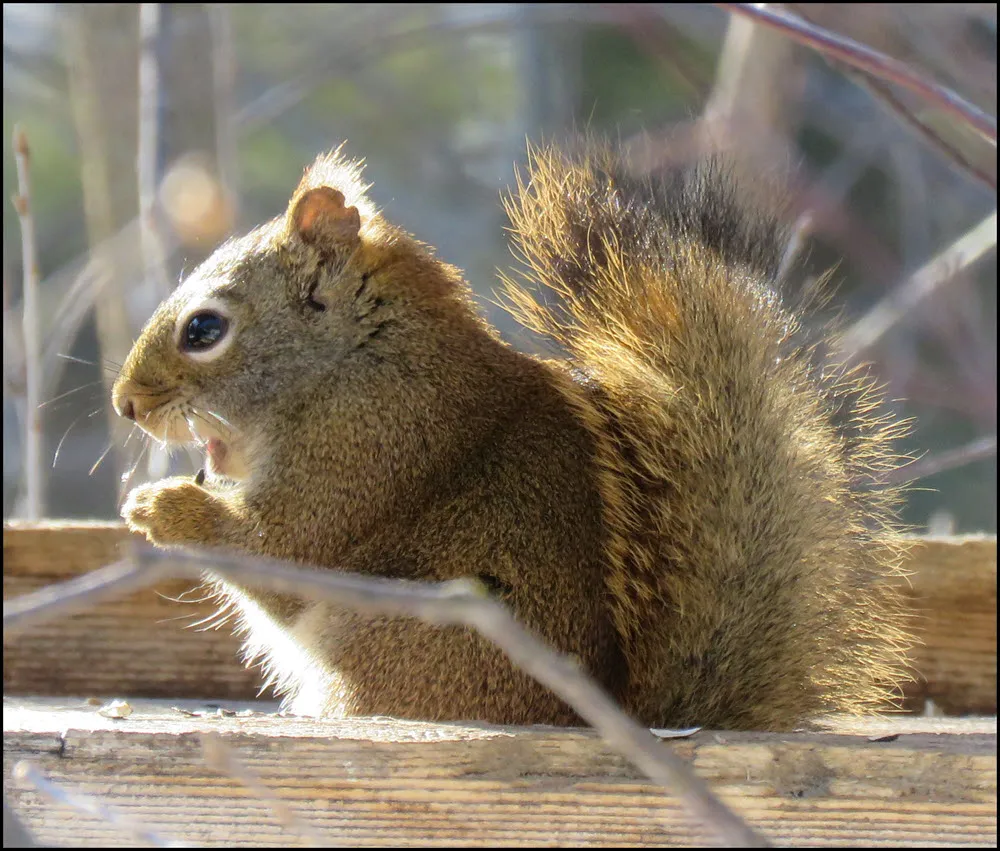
xmin=236 ymin=599 xmax=578 ymax=724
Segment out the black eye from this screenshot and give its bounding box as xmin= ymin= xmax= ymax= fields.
xmin=183 ymin=311 xmax=229 ymax=351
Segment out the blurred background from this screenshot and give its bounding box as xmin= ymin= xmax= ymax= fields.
xmin=2 ymin=3 xmax=996 ymax=532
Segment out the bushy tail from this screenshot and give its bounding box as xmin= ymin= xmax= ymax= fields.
xmin=502 ymin=144 xmax=912 ymax=729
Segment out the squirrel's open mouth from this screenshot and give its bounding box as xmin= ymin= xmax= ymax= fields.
xmin=173 ymin=409 xmax=245 ymax=480
xmin=205 ymin=436 xmax=229 ymax=475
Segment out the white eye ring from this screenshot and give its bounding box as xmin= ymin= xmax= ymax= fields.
xmin=175 ymin=297 xmax=236 ymax=363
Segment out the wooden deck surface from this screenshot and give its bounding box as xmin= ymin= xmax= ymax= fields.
xmin=3 ymin=524 xmax=997 ymax=846
xmin=3 ymin=523 xmax=996 ymax=713
xmin=4 ymin=698 xmax=996 ymax=847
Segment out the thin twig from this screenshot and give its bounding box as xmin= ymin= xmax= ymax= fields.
xmin=840 ymin=210 xmax=997 ymax=355
xmin=137 ymin=2 xmax=170 ymax=302
xmin=3 ymin=797 xmax=37 ymax=848
xmin=231 ymin=5 xmax=620 ymax=134
xmin=201 ymin=734 xmax=331 ymax=846
xmin=12 ymin=125 xmax=44 ymax=519
xmin=846 ymin=67 xmax=996 ymax=191
xmin=13 ymin=761 xmax=176 ymax=847
xmin=887 ymin=435 xmax=997 ymax=484
xmin=2 ymin=263 xmax=26 ymax=394
xmin=3 ymin=545 xmax=768 ymax=848
xmin=209 ymin=3 xmax=239 ymax=228
xmin=703 ymin=9 xmax=759 ymax=125
xmin=715 ymin=3 xmax=997 ymax=146
xmin=137 ymin=2 xmax=173 ymax=489
xmin=776 ymin=211 xmax=813 ymax=284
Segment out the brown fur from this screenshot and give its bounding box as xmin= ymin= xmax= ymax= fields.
xmin=114 ymin=142 xmax=912 ymax=729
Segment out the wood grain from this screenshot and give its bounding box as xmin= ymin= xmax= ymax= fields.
xmin=898 ymin=536 xmax=997 ymax=715
xmin=3 ymin=699 xmax=995 ymax=847
xmin=3 ymin=523 xmax=997 ymax=714
xmin=2 ymin=522 xmax=259 ymax=701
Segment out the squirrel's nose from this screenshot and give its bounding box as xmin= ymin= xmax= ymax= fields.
xmin=113 ymin=390 xmax=137 ymax=421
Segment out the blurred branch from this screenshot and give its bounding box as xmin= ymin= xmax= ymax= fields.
xmin=702 ymin=5 xmax=796 ymax=146
xmin=844 ymin=67 xmax=996 ymax=191
xmin=841 ymin=210 xmax=998 ymax=356
xmin=232 ymin=5 xmax=617 ymax=135
xmin=612 ymin=6 xmax=706 ymax=105
xmin=888 ymin=435 xmax=997 ymax=484
xmin=3 ymin=262 xmax=27 ymax=398
xmin=3 ymin=545 xmax=769 ymax=849
xmin=64 ymin=5 xmax=140 ymax=490
xmin=201 ymin=734 xmax=329 ymax=846
xmin=776 ymin=211 xmax=813 ymax=284
xmin=716 ymin=3 xmax=997 ymax=146
xmin=209 ymin=4 xmax=239 ymax=227
xmin=2 ymin=798 xmax=37 ymax=848
xmin=137 ymin=2 xmax=170 ymax=301
xmin=137 ymin=3 xmax=171 ymax=485
xmin=40 ymin=251 xmax=111 ymax=396
xmin=12 ymin=761 xmax=174 ymax=847
xmin=899 ymin=372 xmax=995 ymax=423
xmin=11 ymin=125 xmax=44 ymax=519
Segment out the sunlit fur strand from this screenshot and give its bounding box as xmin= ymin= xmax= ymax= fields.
xmin=501 ymin=143 xmax=913 ymax=728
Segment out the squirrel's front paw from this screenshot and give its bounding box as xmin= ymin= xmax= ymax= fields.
xmin=122 ymin=477 xmax=219 ymax=547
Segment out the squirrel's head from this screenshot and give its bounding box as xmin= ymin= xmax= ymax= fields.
xmin=112 ymin=146 xmax=480 ymax=481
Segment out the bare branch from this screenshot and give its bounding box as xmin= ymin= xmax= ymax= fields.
xmin=3 ymin=267 xmax=27 ymax=406
xmin=704 ymin=10 xmax=762 ymax=126
xmin=136 ymin=3 xmax=172 ymax=487
xmin=845 ymin=68 xmax=996 ymax=191
xmin=201 ymin=734 xmax=330 ymax=846
xmin=11 ymin=124 xmax=44 ymax=519
xmin=13 ymin=761 xmax=175 ymax=847
xmin=3 ymin=797 xmax=37 ymax=848
xmin=137 ymin=2 xmax=170 ymax=302
xmin=209 ymin=4 xmax=240 ymax=227
xmin=840 ymin=210 xmax=997 ymax=355
xmin=887 ymin=435 xmax=997 ymax=484
xmin=715 ymin=3 xmax=997 ymax=146
xmin=3 ymin=545 xmax=769 ymax=848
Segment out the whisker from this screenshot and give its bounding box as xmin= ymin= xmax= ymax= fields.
xmin=88 ymin=440 xmax=115 ymax=476
xmin=122 ymin=424 xmax=138 ymax=449
xmin=52 ymin=407 xmax=103 ymax=469
xmin=120 ymin=439 xmax=150 ymax=496
xmin=56 ymin=352 xmax=124 ymax=376
xmin=39 ymin=381 xmax=107 ymax=409
xmin=183 ymin=413 xmax=206 ymax=446
xmin=197 ymin=406 xmax=235 ymax=432
xmin=57 ymin=353 xmax=97 ymax=366
xmin=38 ymin=392 xmax=105 ymax=418
xmin=57 ymin=353 xmax=122 ymax=368
xmin=189 ymin=409 xmax=222 ymax=437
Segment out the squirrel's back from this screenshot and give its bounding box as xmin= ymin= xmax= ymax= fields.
xmin=503 ymin=144 xmax=912 ymax=729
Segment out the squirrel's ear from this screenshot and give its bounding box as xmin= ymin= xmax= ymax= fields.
xmin=291 ymin=187 xmax=361 ymax=251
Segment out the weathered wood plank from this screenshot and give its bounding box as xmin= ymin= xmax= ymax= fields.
xmin=3 ymin=523 xmax=997 ymax=714
xmin=3 ymin=699 xmax=996 ymax=847
xmin=898 ymin=536 xmax=997 ymax=715
xmin=2 ymin=522 xmax=258 ymax=701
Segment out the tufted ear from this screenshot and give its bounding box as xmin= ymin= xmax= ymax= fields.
xmin=291 ymin=186 xmax=361 ymax=252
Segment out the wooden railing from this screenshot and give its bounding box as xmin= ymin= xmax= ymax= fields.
xmin=3 ymin=522 xmax=996 ymax=846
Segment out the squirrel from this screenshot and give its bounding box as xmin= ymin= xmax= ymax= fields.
xmin=112 ymin=141 xmax=913 ymax=730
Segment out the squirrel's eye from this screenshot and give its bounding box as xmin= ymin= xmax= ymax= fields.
xmin=183 ymin=311 xmax=229 ymax=351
